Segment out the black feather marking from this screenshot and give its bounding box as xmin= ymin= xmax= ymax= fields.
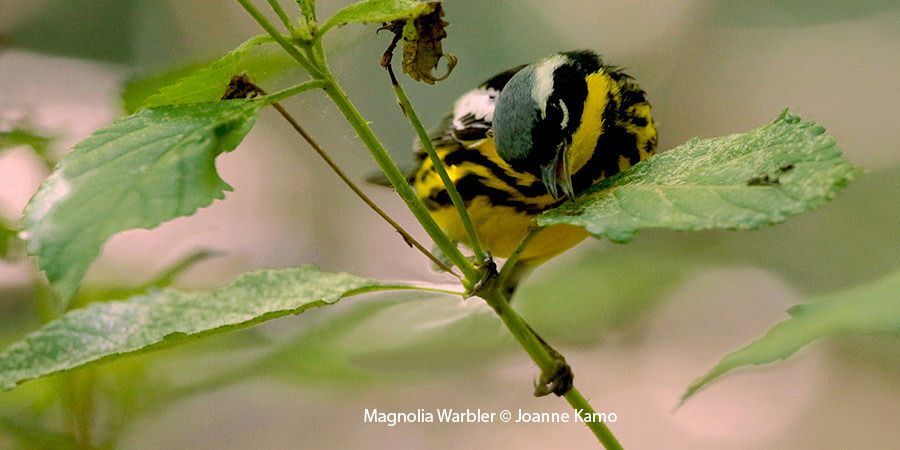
xmin=441 ymin=148 xmax=548 ymax=197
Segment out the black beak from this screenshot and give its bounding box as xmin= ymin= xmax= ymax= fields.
xmin=540 ymin=145 xmax=575 ymax=199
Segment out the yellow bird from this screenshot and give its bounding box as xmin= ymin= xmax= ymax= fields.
xmin=412 ymin=50 xmax=657 ymax=277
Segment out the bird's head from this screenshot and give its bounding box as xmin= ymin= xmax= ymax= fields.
xmin=492 ymin=50 xmax=603 ymax=199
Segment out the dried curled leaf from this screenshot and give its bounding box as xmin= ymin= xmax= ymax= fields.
xmin=382 ymin=2 xmax=457 ymax=84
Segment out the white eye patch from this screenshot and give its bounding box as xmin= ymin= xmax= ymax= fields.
xmin=530 ymin=54 xmax=567 ymax=119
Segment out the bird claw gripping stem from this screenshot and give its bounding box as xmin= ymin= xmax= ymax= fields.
xmin=529 ymin=324 xmax=574 ymax=397
xmin=534 ymin=354 xmax=574 ymax=397
xmin=466 ymin=256 xmax=498 ymax=298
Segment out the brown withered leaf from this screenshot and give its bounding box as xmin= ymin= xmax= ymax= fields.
xmin=381 ymin=2 xmax=457 ymax=84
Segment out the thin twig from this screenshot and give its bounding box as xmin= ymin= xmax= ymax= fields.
xmin=317 ymin=71 xmax=480 ymax=281
xmin=265 ymin=0 xmax=294 ymax=32
xmin=270 ymin=102 xmax=461 ymax=278
xmin=496 ymin=226 xmax=539 ymax=289
xmin=383 ymin=62 xmax=488 ymax=263
xmin=236 ymin=0 xmax=321 ymax=77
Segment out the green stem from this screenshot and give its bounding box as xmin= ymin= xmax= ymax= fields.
xmin=237 ymin=0 xmax=473 ymax=281
xmin=268 ymin=98 xmax=460 ymax=277
xmin=295 ymin=0 xmax=316 ymax=23
xmin=390 ymin=284 xmax=466 ymax=297
xmin=496 ymin=226 xmax=539 ymax=288
xmin=387 ymin=66 xmax=487 ymax=262
xmin=261 ymin=79 xmax=327 ymax=104
xmin=62 ymin=369 xmax=96 ymax=450
xmin=265 ymin=0 xmax=294 ymax=32
xmin=481 ymin=288 xmax=623 ymax=449
xmin=236 ymin=0 xmax=321 ymax=77
xmin=318 ymin=70 xmax=479 ymax=282
xmin=294 ymin=0 xmax=324 ymax=61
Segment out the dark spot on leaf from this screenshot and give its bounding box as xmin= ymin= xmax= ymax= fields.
xmin=747 ymin=174 xmax=780 ymax=186
xmin=221 ymin=74 xmax=264 ymax=100
xmin=779 ymin=163 xmax=795 ymax=172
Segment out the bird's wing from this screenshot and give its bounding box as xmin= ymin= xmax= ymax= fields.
xmin=362 ymin=65 xmax=528 ymax=188
xmin=416 ymin=64 xmax=527 ymax=152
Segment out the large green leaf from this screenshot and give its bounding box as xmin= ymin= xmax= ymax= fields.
xmin=682 ymin=269 xmax=900 ymax=403
xmin=319 ymin=0 xmax=436 ymax=34
xmin=124 ymin=35 xmax=294 ymax=113
xmin=22 ymin=100 xmax=263 ymax=307
xmin=539 ymin=111 xmax=859 ymax=242
xmin=0 ymin=266 xmax=411 ymax=390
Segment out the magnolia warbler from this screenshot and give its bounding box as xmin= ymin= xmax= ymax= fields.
xmin=411 ymin=50 xmax=657 ymax=271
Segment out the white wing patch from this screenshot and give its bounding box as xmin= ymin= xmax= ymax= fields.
xmin=531 ymin=54 xmax=566 ymax=118
xmin=452 ymin=87 xmax=499 ymax=130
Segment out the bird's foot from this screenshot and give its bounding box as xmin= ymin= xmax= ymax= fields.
xmin=466 ymin=255 xmax=498 ymax=298
xmin=533 ymin=356 xmax=574 ymax=397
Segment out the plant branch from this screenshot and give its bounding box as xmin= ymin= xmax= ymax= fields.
xmin=496 ymin=226 xmax=539 ymax=289
xmin=238 ymin=0 xmax=475 ymax=281
xmin=317 ymin=70 xmax=480 ymax=282
xmin=236 ymin=0 xmax=321 ymax=77
xmin=269 ymin=100 xmax=461 ymax=278
xmin=384 ymin=63 xmax=488 ymax=263
xmin=295 ymin=0 xmax=316 ymax=23
xmin=261 ymin=79 xmax=327 ymax=104
xmin=265 ymin=0 xmax=294 ymax=32
xmin=481 ymin=288 xmax=623 ymax=449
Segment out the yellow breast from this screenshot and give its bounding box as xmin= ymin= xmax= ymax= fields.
xmin=414 ymin=139 xmax=588 ymax=264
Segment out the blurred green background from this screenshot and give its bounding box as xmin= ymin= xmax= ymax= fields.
xmin=1 ymin=0 xmax=898 ymax=448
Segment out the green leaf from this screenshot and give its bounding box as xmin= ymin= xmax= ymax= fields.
xmin=22 ymin=100 xmax=263 ymax=307
xmin=0 ymin=266 xmax=409 ymax=390
xmin=682 ymin=269 xmax=900 ymax=403
xmin=121 ymin=61 xmax=210 ymax=114
xmin=539 ymin=111 xmax=859 ymax=242
xmin=320 ymin=0 xmax=437 ymax=34
xmin=124 ymin=35 xmax=294 ymax=113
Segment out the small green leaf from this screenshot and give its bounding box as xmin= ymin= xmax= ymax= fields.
xmin=539 ymin=111 xmax=859 ymax=242
xmin=123 ymin=35 xmax=294 ymax=113
xmin=0 ymin=266 xmax=408 ymax=390
xmin=320 ymin=0 xmax=437 ymax=35
xmin=22 ymin=100 xmax=263 ymax=307
xmin=682 ymin=269 xmax=900 ymax=403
